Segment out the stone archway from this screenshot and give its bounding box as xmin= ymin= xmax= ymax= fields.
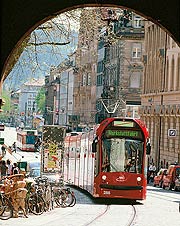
xmin=1 ymin=0 xmax=180 ymax=82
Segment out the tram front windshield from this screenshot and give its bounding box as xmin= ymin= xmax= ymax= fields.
xmin=102 ymin=138 xmax=144 ymax=173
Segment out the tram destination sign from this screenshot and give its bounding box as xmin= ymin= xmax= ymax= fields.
xmin=105 ymin=129 xmax=143 ymax=139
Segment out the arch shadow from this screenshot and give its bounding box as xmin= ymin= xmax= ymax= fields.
xmin=1 ymin=0 xmax=180 ymax=81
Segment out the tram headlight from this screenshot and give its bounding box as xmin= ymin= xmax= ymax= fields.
xmin=137 ymin=177 xmax=141 ymax=182
xmin=102 ymin=175 xmax=107 ymax=181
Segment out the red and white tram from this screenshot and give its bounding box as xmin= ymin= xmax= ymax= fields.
xmin=16 ymin=129 xmax=38 ymax=152
xmin=64 ymin=117 xmax=151 ymax=200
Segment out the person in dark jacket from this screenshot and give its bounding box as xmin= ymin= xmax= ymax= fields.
xmin=12 ymin=162 xmax=20 ymax=174
xmin=1 ymin=145 xmax=6 ymax=156
xmin=0 ymin=160 xmax=8 ymax=177
xmin=12 ymin=142 xmax=17 ymax=153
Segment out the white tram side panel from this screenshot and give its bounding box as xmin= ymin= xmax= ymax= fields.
xmin=64 ymin=129 xmax=96 ymax=195
xmin=83 ymin=133 xmax=89 ymax=190
xmin=16 ymin=133 xmax=23 ymax=150
xmin=79 ymin=135 xmax=86 ymax=188
xmin=64 ymin=133 xmax=82 ymax=186
xmin=74 ymin=136 xmax=81 ymax=186
xmin=86 ymin=131 xmax=95 ymax=194
xmin=79 ymin=130 xmax=96 ymax=193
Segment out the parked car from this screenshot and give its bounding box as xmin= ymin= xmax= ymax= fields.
xmin=162 ymin=164 xmax=180 ymax=190
xmin=174 ymin=175 xmax=180 ymax=191
xmin=41 ymin=172 xmax=62 ymax=184
xmin=153 ymin=168 xmax=167 ymax=187
xmin=28 ymin=167 xmax=41 ymax=178
xmin=28 ymin=170 xmax=62 ymax=184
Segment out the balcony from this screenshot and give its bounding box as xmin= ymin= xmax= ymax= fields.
xmin=115 ymin=27 xmax=145 ymax=39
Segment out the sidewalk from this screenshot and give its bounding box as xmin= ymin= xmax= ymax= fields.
xmin=1 ymin=145 xmax=19 ymax=163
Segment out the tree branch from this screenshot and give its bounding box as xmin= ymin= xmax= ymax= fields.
xmin=28 ymin=41 xmax=70 ymax=46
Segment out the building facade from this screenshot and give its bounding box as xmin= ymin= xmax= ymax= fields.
xmin=44 ymin=54 xmax=76 ymax=127
xmin=44 ymin=8 xmax=145 ymax=129
xmin=96 ymin=9 xmax=145 ymax=121
xmin=72 ymin=8 xmax=100 ymax=128
xmin=140 ymin=22 xmax=180 ymax=169
xmin=19 ymin=78 xmax=44 ymax=127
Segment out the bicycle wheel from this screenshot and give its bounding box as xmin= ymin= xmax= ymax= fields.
xmin=69 ymin=192 xmax=76 ymax=207
xmin=0 ymin=195 xmax=13 ymax=220
xmin=65 ymin=189 xmax=76 ymax=207
xmin=59 ymin=189 xmax=74 ymax=207
xmin=53 ymin=189 xmax=64 ymax=207
xmin=53 ymin=189 xmax=67 ymax=207
xmin=28 ymin=193 xmax=45 ymax=215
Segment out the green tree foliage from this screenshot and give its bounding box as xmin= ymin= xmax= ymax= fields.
xmin=35 ymin=88 xmax=45 ymax=114
xmin=0 ymin=90 xmax=16 ymax=121
xmin=1 ymin=90 xmax=11 ymax=112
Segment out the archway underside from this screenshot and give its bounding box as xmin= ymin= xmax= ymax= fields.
xmin=1 ymin=0 xmax=180 ymax=81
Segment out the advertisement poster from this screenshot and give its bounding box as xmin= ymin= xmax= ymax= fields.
xmin=42 ymin=125 xmax=66 ymax=172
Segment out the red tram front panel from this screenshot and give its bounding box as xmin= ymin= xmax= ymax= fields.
xmin=93 ymin=172 xmax=146 ymax=199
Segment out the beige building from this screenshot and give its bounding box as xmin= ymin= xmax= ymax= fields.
xmin=140 ymin=22 xmax=180 ymax=169
xmin=74 ymin=8 xmax=145 ymax=126
xmin=73 ymin=8 xmax=102 ymax=127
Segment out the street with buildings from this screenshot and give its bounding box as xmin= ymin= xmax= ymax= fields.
xmin=0 ymin=6 xmax=180 ymax=226
xmin=1 ymin=8 xmax=179 ymax=172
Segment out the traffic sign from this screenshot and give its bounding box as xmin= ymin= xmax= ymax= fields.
xmin=0 ymin=138 xmax=4 ymax=144
xmin=0 ymin=124 xmax=5 ymax=131
xmin=168 ymin=129 xmax=177 ymax=137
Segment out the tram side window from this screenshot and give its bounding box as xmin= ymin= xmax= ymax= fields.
xmin=176 ymin=168 xmax=180 ymax=177
xmin=92 ymin=137 xmax=98 ymax=153
xmin=76 ymin=147 xmax=80 ymax=154
xmin=26 ymin=135 xmax=35 ymax=144
xmin=94 ymin=142 xmax=100 ymax=177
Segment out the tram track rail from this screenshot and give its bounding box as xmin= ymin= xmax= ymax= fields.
xmin=83 ymin=205 xmax=110 ymax=226
xmin=126 ymin=205 xmax=137 ymax=226
xmin=83 ymin=204 xmax=137 ymax=226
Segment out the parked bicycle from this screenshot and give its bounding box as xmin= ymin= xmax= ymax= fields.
xmin=25 ymin=179 xmax=45 ymax=215
xmin=34 ymin=176 xmax=53 ymax=211
xmin=25 ymin=174 xmax=76 ymax=216
xmin=50 ymin=179 xmax=76 ymax=208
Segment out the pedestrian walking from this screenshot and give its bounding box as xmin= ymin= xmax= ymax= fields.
xmin=148 ymin=163 xmax=156 ymax=183
xmin=12 ymin=162 xmax=20 ymax=174
xmin=0 ymin=160 xmax=8 ymax=177
xmin=34 ymin=137 xmax=41 ymax=152
xmin=12 ymin=142 xmax=17 ymax=153
xmin=6 ymin=159 xmax=13 ymax=176
xmin=1 ymin=145 xmax=6 ymax=156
